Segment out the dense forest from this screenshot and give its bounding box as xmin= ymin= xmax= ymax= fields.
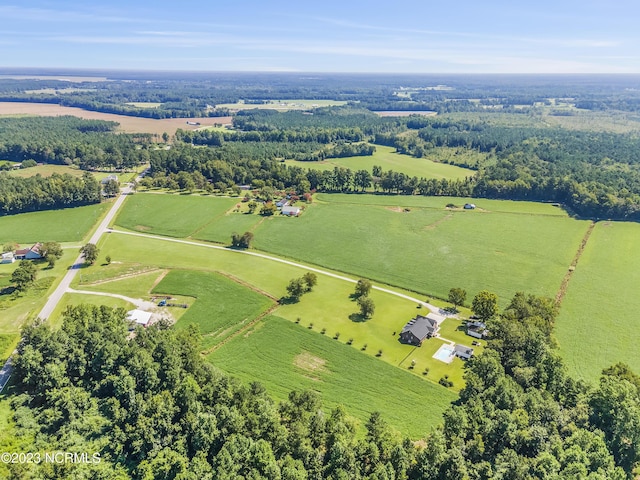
xmin=4 ymin=296 xmax=639 ymax=479
xmin=2 ymin=72 xmax=640 ymax=117
xmin=0 ymin=172 xmax=100 ymax=214
xmin=2 ymin=106 xmax=640 ymax=219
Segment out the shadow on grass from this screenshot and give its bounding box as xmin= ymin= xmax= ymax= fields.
xmin=349 ymin=313 xmax=367 ymax=323
xmin=278 ymin=296 xmax=300 ymax=305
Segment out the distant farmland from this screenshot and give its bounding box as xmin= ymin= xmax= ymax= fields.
xmin=0 ymin=102 xmax=232 ymax=135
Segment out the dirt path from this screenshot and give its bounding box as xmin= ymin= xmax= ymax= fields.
xmin=66 ymin=288 xmax=157 ymax=310
xmin=201 ymin=303 xmax=280 ymax=356
xmin=555 ymin=221 xmax=596 ymax=305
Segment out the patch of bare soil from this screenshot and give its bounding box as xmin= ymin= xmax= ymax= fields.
xmin=0 ymin=102 xmax=232 ymax=135
xmin=293 ymin=351 xmax=327 ymax=381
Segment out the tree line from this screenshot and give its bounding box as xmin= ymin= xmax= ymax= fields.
xmin=0 ymin=171 xmax=100 ymax=215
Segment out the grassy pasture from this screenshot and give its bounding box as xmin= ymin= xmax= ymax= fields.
xmin=114 ymin=193 xmax=238 ymax=238
xmin=284 ymin=145 xmax=475 ymax=180
xmin=7 ymin=164 xmax=84 ymax=178
xmin=248 ymin=202 xmax=587 ymax=303
xmin=316 ymin=193 xmax=570 ymax=216
xmin=0 ymin=203 xmax=110 ymax=244
xmin=114 ymin=193 xmax=585 ymax=303
xmin=152 ymin=270 xmax=273 ymax=349
xmin=556 ymin=221 xmax=640 ymax=381
xmin=209 ymin=316 xmax=457 ymax=439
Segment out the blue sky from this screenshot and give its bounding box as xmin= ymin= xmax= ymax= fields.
xmin=0 ymin=0 xmax=638 ymax=73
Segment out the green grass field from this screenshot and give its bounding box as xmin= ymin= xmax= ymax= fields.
xmin=247 ymin=201 xmax=587 ymax=303
xmin=152 ymin=270 xmax=273 ymax=349
xmin=208 ymin=316 xmax=457 ymax=439
xmin=114 ymin=193 xmax=585 ymax=304
xmin=556 ymin=221 xmax=640 ymax=381
xmin=0 ymin=203 xmax=110 ymax=244
xmin=8 ymin=164 xmax=85 ymax=178
xmin=114 ymin=193 xmax=238 ymax=238
xmin=284 ymin=145 xmax=475 ymax=180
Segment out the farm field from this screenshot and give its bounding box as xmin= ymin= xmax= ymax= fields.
xmin=316 ymin=192 xmax=570 ymax=216
xmin=0 ymin=203 xmax=110 ymax=244
xmin=208 ymin=316 xmax=458 ymax=439
xmin=284 ymin=145 xmax=475 ymax=180
xmin=114 ymin=193 xmax=239 ymax=238
xmin=0 ymin=102 xmax=232 ymax=135
xmin=249 ymin=202 xmax=587 ymax=303
xmin=114 ymin=192 xmax=586 ymax=303
xmin=556 ymin=221 xmax=640 ymax=381
xmin=215 ymin=99 xmax=348 ymax=111
xmin=152 ymin=270 xmax=274 ymax=349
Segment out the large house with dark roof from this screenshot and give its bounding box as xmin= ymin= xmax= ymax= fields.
xmin=399 ymin=312 xmax=444 ymax=346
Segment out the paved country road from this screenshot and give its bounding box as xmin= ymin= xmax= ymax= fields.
xmin=0 ymin=181 xmax=136 ymax=393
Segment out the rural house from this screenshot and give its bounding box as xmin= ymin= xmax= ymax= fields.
xmin=14 ymin=242 xmax=43 ymax=260
xmin=399 ymin=313 xmax=444 ymax=346
xmin=281 ymin=205 xmax=301 ymax=216
xmin=454 ymin=344 xmax=474 ymax=360
xmin=276 ymin=198 xmax=290 ymax=209
xmin=1 ymin=252 xmax=14 ymax=264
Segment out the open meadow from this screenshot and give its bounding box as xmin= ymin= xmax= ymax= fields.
xmin=0 ymin=102 xmax=232 ymax=135
xmin=555 ymin=221 xmax=640 ymax=381
xmin=0 ymin=203 xmax=110 ymax=244
xmin=208 ymin=316 xmax=458 ymax=439
xmin=114 ymin=193 xmax=239 ymax=238
xmin=284 ymin=145 xmax=476 ymax=180
xmin=116 ymin=193 xmax=587 ymax=303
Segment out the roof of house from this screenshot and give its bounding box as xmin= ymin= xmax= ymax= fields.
xmin=15 ymin=242 xmax=42 ymax=257
xmin=126 ymin=309 xmax=152 ymax=326
xmin=401 ymin=314 xmax=440 ymax=340
xmin=454 ymin=344 xmax=474 ymax=356
xmin=282 ymin=205 xmax=301 ymax=214
xmin=1 ymin=252 xmax=13 ymax=259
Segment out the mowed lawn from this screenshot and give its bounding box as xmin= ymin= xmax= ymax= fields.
xmin=152 ymin=270 xmax=274 ymax=349
xmin=284 ymin=145 xmax=475 ymax=180
xmin=115 ymin=193 xmax=238 ymax=238
xmin=208 ymin=316 xmax=457 ymax=439
xmin=556 ymin=221 xmax=640 ymax=381
xmin=0 ymin=203 xmax=110 ymax=244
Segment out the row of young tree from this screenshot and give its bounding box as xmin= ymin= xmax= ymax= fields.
xmin=6 ymin=292 xmax=639 ymax=479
